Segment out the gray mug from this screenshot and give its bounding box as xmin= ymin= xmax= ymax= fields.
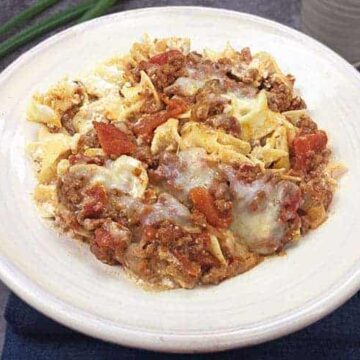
xmin=301 ymin=0 xmax=360 ymax=67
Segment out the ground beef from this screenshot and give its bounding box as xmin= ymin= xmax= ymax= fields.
xmin=133 ymin=144 xmax=158 ymax=168
xmin=68 ymin=153 xmax=106 ymax=166
xmin=214 ymin=199 xmax=233 ymax=216
xmin=238 ymin=47 xmax=253 ymax=64
xmin=262 ymin=75 xmax=306 ymax=113
xmin=233 ymin=163 xmax=263 ymax=183
xmin=185 ymin=51 xmax=203 ymax=66
xmin=90 ymin=220 xmax=132 ymax=265
xmin=57 ymin=172 xmax=87 ymax=211
xmin=191 ymin=80 xmax=229 ymax=121
xmin=298 ymin=175 xmax=333 ymax=233
xmin=300 ymin=149 xmax=330 ymax=174
xmin=78 ymin=184 xmax=108 ymax=220
xmin=229 ymin=67 xmax=259 ymax=85
xmin=55 ymin=209 xmax=91 ymax=240
xmin=135 ymin=50 xmax=186 ymax=91
xmin=296 ymin=115 xmax=318 ymax=135
xmin=208 ymin=177 xmax=233 ymax=220
xmin=248 ymin=190 xmax=267 ymax=212
xmin=301 ymin=176 xmax=333 ymax=211
xmin=77 ymin=129 xmax=100 ymax=151
xmin=281 ymin=215 xmax=302 ymax=247
xmin=139 ymin=91 xmax=164 ymax=114
xmin=288 ymin=95 xmax=306 ymax=111
xmin=204 ymin=114 xmax=241 ymax=138
xmin=264 ymin=76 xmax=292 ymax=112
xmin=60 ymin=82 xmax=86 ymax=134
xmin=61 ymin=106 xmax=79 ymax=135
xmin=124 ymin=221 xmax=220 ymax=288
xmin=149 ymin=151 xmax=182 ymax=184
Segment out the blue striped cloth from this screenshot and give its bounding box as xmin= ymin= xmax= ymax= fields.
xmin=3 ymin=292 xmax=360 ymax=359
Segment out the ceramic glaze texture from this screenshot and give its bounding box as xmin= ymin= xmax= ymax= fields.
xmin=0 ymin=7 xmax=359 ymax=353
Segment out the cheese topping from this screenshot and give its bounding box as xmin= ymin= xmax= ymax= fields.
xmin=142 ymin=193 xmax=196 ymax=231
xmin=225 ymin=168 xmax=286 ymax=255
xmin=70 ymin=156 xmax=148 ymax=198
xmin=157 ymin=148 xmax=217 ymax=202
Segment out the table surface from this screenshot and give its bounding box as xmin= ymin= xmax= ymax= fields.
xmin=0 ymin=0 xmax=302 ymax=355
xmin=0 ymin=0 xmax=301 ymax=71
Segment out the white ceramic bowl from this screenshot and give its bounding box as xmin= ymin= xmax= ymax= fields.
xmin=0 ymin=7 xmax=359 ymax=353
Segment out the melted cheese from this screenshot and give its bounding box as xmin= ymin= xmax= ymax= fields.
xmin=172 ymin=148 xmax=217 ymax=200
xmin=81 ymin=74 xmax=119 ymax=98
xmin=72 ymin=100 xmax=107 ymax=134
xmin=80 ymin=64 xmax=125 ymax=98
xmin=70 ymin=156 xmax=148 ymax=198
xmin=167 ymin=76 xmax=206 ymax=96
xmin=225 ymin=90 xmax=279 ymax=141
xmin=74 ymin=71 xmax=159 ymax=134
xmin=166 ymin=61 xmax=226 ymax=96
xmin=142 ymin=193 xmax=197 ymax=232
xmin=225 ymin=168 xmax=287 ymax=255
xmin=73 ymin=94 xmax=131 ymax=134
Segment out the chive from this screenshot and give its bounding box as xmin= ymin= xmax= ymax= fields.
xmin=77 ymin=0 xmax=119 ymax=23
xmin=0 ymin=0 xmax=97 ymax=59
xmin=0 ymin=0 xmax=61 ymax=37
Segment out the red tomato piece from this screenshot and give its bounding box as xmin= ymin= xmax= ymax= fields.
xmin=148 ymin=50 xmax=182 ymax=65
xmin=93 ymin=122 xmax=136 ymax=156
xmin=82 ymin=185 xmax=108 ymax=218
xmin=166 ymin=97 xmax=188 ymax=118
xmin=133 ymin=113 xmax=167 ymax=138
xmin=189 ymin=187 xmax=232 ymax=228
xmin=133 ymin=98 xmax=187 ymax=137
xmin=292 ymin=130 xmax=328 ymax=171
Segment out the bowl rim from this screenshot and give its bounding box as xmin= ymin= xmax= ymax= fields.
xmin=0 ymin=6 xmax=360 ymax=353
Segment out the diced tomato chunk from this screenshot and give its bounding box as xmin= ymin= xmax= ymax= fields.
xmin=133 ymin=113 xmax=167 ymax=138
xmin=291 ymin=130 xmax=328 ymax=171
xmin=293 ymin=130 xmax=327 ymax=154
xmin=165 ymin=97 xmax=188 ymax=117
xmin=82 ymin=185 xmax=107 ymax=218
xmin=189 ymin=187 xmax=232 ymax=228
xmin=148 ymin=50 xmax=182 ymax=65
xmin=133 ymin=98 xmax=187 ymax=138
xmin=93 ymin=122 xmax=136 ymax=156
